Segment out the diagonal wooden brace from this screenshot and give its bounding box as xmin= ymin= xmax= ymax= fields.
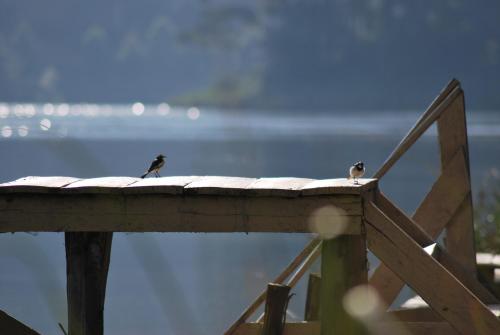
xmin=365 ymin=201 xmax=500 ymax=335
xmin=369 ymin=148 xmax=474 ymax=305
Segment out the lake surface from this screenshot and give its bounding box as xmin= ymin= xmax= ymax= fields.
xmin=0 ymin=103 xmax=499 ymax=334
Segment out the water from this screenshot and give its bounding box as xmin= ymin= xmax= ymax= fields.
xmin=0 ymin=103 xmax=499 ymax=334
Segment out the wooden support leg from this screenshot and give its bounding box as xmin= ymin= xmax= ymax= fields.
xmin=304 ymin=273 xmax=321 ymax=321
xmin=321 ymin=236 xmax=367 ymax=335
xmin=262 ymin=283 xmax=291 ymax=335
xmin=65 ymin=232 xmax=113 ymax=335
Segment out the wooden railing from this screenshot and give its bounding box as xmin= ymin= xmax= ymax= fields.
xmin=1 ymin=80 xmax=499 ymax=335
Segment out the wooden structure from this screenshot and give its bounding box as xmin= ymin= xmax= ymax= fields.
xmin=1 ymin=79 xmax=500 ymax=335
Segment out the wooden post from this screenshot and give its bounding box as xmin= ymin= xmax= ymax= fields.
xmin=65 ymin=232 xmax=113 ymax=335
xmin=437 ymin=90 xmax=477 ymax=274
xmin=304 ymin=273 xmax=321 ymax=321
xmin=321 ymin=236 xmax=367 ymax=335
xmin=261 ymin=283 xmax=291 ymax=335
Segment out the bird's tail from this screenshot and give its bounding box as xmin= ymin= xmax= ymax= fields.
xmin=140 ymin=172 xmax=149 ymax=179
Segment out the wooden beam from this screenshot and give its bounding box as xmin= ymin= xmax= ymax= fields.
xmin=262 ymin=284 xmax=291 ymax=335
xmin=369 ymin=148 xmax=470 ymax=305
xmin=0 ymin=194 xmax=362 ymax=233
xmin=321 ymin=236 xmax=367 ymax=335
xmin=65 ymin=232 xmax=112 ymax=335
xmin=371 ymin=192 xmax=497 ymax=304
xmin=437 ymin=90 xmax=476 ymax=273
xmin=233 ymin=322 xmax=319 ymax=335
xmin=0 ymin=310 xmax=41 ymax=335
xmin=365 ymin=201 xmax=500 ymax=335
xmin=373 ymin=82 xmax=461 ymax=179
xmin=304 ymin=274 xmax=321 ymax=321
xmin=224 ymin=239 xmax=321 ymax=335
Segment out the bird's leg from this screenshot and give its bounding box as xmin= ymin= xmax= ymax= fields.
xmin=354 ymin=177 xmax=359 ymax=185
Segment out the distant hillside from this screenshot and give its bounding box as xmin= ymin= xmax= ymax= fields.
xmin=0 ymin=0 xmax=499 ymax=110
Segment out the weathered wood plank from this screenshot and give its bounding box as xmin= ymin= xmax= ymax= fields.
xmin=321 ymin=235 xmax=367 ymax=335
xmin=370 ymin=192 xmax=497 ymax=304
xmin=124 ymin=176 xmax=200 ymax=194
xmin=0 ymin=194 xmax=362 ymax=233
xmin=246 ymin=178 xmax=315 ymax=197
xmin=304 ymin=273 xmax=321 ymax=321
xmin=224 ymin=240 xmax=321 ymax=335
xmin=376 ymin=321 xmax=460 ymax=335
xmin=365 ymin=201 xmax=500 ymax=335
xmin=369 ymin=149 xmax=470 ymax=305
xmin=233 ymin=322 xmax=319 ymax=335
xmin=373 ymin=83 xmax=462 ymax=179
xmin=0 ymin=176 xmax=81 ymax=193
xmin=66 ymin=232 xmax=112 ymax=335
xmin=301 ymin=178 xmax=377 ymax=196
xmin=184 ymin=176 xmax=257 ymax=195
xmin=437 ymin=90 xmax=476 ymax=273
xmin=0 ymin=310 xmax=41 ymax=335
xmin=62 ymin=177 xmax=139 ymax=193
xmin=262 ymin=283 xmax=291 ymax=335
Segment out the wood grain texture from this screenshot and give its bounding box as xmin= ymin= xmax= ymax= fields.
xmin=0 ymin=193 xmax=362 ymax=233
xmin=0 ymin=176 xmax=81 ymax=193
xmin=365 ymin=201 xmax=500 ymax=335
xmin=369 ymin=192 xmax=497 ymax=305
xmin=0 ymin=310 xmax=41 ymax=335
xmin=373 ymin=83 xmax=462 ymax=179
xmin=369 ymin=149 xmax=470 ymax=305
xmin=301 ymin=178 xmax=377 ymax=196
xmin=184 ymin=176 xmax=257 ymax=195
xmin=437 ymin=91 xmax=477 ymax=274
xmin=262 ymin=284 xmax=291 ymax=335
xmin=246 ymin=178 xmax=315 ymax=197
xmin=65 ymin=232 xmax=112 ymax=335
xmin=124 ymin=176 xmax=201 ymax=194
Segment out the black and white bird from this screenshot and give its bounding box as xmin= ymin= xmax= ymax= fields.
xmin=348 ymin=161 xmax=365 ymax=184
xmin=141 ymin=154 xmax=166 ymax=178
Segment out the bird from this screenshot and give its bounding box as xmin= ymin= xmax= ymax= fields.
xmin=348 ymin=161 xmax=365 ymax=184
xmin=141 ymin=154 xmax=166 ymax=178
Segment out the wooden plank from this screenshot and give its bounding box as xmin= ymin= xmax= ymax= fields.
xmin=225 ymin=240 xmax=321 ymax=335
xmin=246 ymin=178 xmax=315 ymax=197
xmin=376 ymin=321 xmax=460 ymax=335
xmin=0 ymin=310 xmax=41 ymax=335
xmin=62 ymin=177 xmax=139 ymax=193
xmin=304 ymin=273 xmax=321 ymax=321
xmin=0 ymin=176 xmax=81 ymax=193
xmin=370 ymin=149 xmax=471 ymax=305
xmin=65 ymin=232 xmax=112 ymax=335
xmin=373 ymin=83 xmax=462 ymax=179
xmin=437 ymin=90 xmax=476 ymax=273
xmin=387 ymin=307 xmax=442 ymax=322
xmin=0 ymin=194 xmax=362 ymax=233
xmin=365 ymin=201 xmax=500 ymax=335
xmin=370 ymin=192 xmax=498 ymax=304
xmin=234 ymin=322 xmax=319 ymax=335
xmin=477 ymin=253 xmax=500 ymax=267
xmin=124 ymin=176 xmax=200 ymax=194
xmin=262 ymin=284 xmax=291 ymax=335
xmin=184 ymin=176 xmax=257 ymax=195
xmin=300 ymin=179 xmax=377 ymax=196
xmin=321 ymin=235 xmax=367 ymax=335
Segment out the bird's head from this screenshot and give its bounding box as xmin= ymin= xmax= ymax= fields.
xmin=354 ymin=161 xmax=364 ymax=170
xmin=157 ymin=154 xmax=166 ymax=160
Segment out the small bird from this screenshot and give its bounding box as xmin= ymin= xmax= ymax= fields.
xmin=348 ymin=161 xmax=365 ymax=184
xmin=141 ymin=154 xmax=166 ymax=178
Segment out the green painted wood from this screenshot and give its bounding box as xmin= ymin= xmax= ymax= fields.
xmin=320 ymin=236 xmax=367 ymax=335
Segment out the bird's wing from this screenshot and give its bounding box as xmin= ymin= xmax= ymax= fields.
xmin=147 ymin=158 xmax=162 ymax=172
